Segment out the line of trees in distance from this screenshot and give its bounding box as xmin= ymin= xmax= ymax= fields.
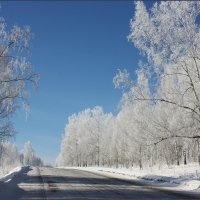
xmin=0 ymin=8 xmax=41 ymax=170
xmin=0 ymin=141 xmax=43 ymax=175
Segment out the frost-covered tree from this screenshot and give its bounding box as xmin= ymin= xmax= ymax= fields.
xmin=22 ymin=141 xmax=43 ymax=166
xmin=128 ymin=1 xmax=200 ymax=141
xmin=0 ymin=17 xmax=38 ymax=140
xmin=57 ymin=1 xmax=200 ymax=169
xmin=56 ymin=107 xmax=113 ymax=167
xmin=0 ymin=142 xmax=21 ymax=174
xmin=0 ymin=141 xmax=43 ymax=175
xmin=23 ymin=141 xmax=34 ymax=166
xmin=116 ymin=1 xmax=200 ymax=165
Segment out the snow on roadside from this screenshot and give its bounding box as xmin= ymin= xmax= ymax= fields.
xmin=63 ymin=163 xmax=200 ymax=192
xmin=0 ymin=166 xmax=22 ymax=182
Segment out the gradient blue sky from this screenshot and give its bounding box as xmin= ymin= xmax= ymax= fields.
xmin=1 ymin=1 xmax=152 ymax=165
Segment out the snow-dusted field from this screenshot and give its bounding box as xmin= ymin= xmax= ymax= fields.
xmin=66 ymin=163 xmax=200 ymax=193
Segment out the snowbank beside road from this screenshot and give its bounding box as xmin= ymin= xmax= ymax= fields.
xmin=63 ymin=163 xmax=200 ymax=192
xmin=0 ymin=166 xmax=22 ymax=182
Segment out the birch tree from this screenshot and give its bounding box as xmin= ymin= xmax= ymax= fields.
xmin=22 ymin=141 xmax=43 ymax=166
xmin=0 ymin=17 xmax=38 ymax=140
xmin=128 ymin=1 xmax=200 ymax=141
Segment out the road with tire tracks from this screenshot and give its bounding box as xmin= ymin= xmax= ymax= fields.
xmin=0 ymin=166 xmax=199 ymax=200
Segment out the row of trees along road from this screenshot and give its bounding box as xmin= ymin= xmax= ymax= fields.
xmin=0 ymin=16 xmax=40 ymax=167
xmin=0 ymin=141 xmax=43 ymax=174
xmin=57 ymin=1 xmax=200 ymax=169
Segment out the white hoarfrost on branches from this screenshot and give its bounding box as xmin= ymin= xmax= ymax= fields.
xmin=0 ymin=16 xmax=41 ymax=178
xmin=0 ymin=17 xmax=38 ymax=140
xmin=113 ymin=69 xmax=131 ymax=90
xmin=22 ymin=141 xmax=43 ymax=166
xmin=57 ymin=1 xmax=200 ymax=169
xmin=56 ymin=106 xmax=113 ymax=167
xmin=0 ymin=142 xmax=21 ymax=175
xmin=127 ymin=1 xmax=200 ymax=142
xmin=0 ymin=141 xmax=43 ymax=176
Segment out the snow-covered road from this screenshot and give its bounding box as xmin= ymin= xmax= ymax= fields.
xmin=0 ymin=166 xmax=199 ymax=199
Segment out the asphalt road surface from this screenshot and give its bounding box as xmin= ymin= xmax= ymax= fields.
xmin=0 ymin=166 xmax=199 ymax=200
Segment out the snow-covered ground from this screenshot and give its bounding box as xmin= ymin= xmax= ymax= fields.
xmin=66 ymin=163 xmax=200 ymax=193
xmin=0 ymin=166 xmax=22 ymax=182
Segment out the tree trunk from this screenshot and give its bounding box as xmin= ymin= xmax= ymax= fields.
xmin=183 ymin=150 xmax=187 ymax=165
xmin=175 ymin=142 xmax=179 ymax=166
xmin=139 ymin=146 xmax=143 ymax=170
xmin=197 ymin=139 xmax=200 ymax=166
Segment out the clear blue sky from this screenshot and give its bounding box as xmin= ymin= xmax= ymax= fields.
xmin=1 ymin=1 xmax=151 ymax=165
